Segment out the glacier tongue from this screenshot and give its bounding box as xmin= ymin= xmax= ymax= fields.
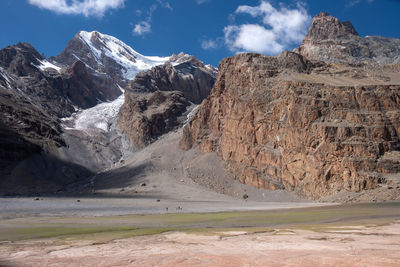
xmin=73 ymin=94 xmax=125 ymax=133
xmin=78 ymin=31 xmax=169 ymax=80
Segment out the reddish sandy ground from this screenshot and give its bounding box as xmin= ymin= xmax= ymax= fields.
xmin=1 ymin=221 xmax=399 ymax=267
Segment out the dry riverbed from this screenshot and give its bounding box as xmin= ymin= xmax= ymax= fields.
xmin=1 ymin=220 xmax=399 ymax=266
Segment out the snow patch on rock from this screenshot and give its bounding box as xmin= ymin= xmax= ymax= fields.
xmin=36 ymin=59 xmax=62 ymax=72
xmin=0 ymin=67 xmax=12 ymax=88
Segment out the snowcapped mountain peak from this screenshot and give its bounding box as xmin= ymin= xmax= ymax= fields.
xmin=76 ymin=30 xmax=169 ymax=80
xmin=53 ymin=30 xmax=170 ymax=81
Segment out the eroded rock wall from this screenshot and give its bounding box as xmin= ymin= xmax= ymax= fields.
xmin=181 ymin=53 xmax=400 ymax=199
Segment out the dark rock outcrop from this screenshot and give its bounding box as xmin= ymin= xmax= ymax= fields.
xmin=295 ymin=12 xmax=400 ymax=65
xmin=118 ymin=53 xmax=217 ymax=148
xmin=119 ymin=91 xmax=190 ymax=148
xmin=60 ymin=60 xmax=121 ymax=109
xmin=0 ymin=43 xmax=75 ymax=117
xmin=127 ymin=52 xmax=217 ymax=104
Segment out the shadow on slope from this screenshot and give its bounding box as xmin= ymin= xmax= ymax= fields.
xmin=0 ymin=151 xmax=94 ymax=196
xmin=93 ymin=162 xmax=153 ymax=191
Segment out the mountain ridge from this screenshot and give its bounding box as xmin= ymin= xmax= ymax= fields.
xmin=294 ymin=12 xmax=400 ymax=65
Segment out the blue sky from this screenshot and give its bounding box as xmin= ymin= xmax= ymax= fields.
xmin=1 ymin=0 xmax=399 ymax=66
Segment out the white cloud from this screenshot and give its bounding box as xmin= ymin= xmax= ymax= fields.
xmin=201 ymin=39 xmax=219 ymax=50
xmin=157 ymin=0 xmax=173 ymax=11
xmin=224 ymin=24 xmax=283 ymax=54
xmin=133 ymin=21 xmax=152 ymax=35
xmin=346 ymin=0 xmax=375 ymax=8
xmin=224 ymin=1 xmax=311 ymax=55
xmin=132 ymin=1 xmax=173 ymax=36
xmin=28 ymin=0 xmax=125 ymax=17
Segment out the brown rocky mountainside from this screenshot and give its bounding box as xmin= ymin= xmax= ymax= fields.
xmin=118 ymin=53 xmax=217 ymax=148
xmin=181 ymin=14 xmax=400 ymax=201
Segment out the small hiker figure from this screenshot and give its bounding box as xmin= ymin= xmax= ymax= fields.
xmin=166 ymin=207 xmax=168 ymax=211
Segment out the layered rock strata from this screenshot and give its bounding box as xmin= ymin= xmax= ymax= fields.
xmin=181 ymin=52 xmax=400 ymax=199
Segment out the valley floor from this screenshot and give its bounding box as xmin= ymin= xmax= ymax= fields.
xmin=0 ymin=197 xmax=322 ymax=218
xmin=0 ymin=203 xmax=399 ymax=267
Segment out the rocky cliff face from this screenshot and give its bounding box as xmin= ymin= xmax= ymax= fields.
xmin=181 ymin=50 xmax=400 ymax=200
xmin=61 ymin=60 xmax=121 ymax=109
xmin=0 ymin=43 xmax=68 ymax=187
xmin=118 ymin=53 xmax=217 ymax=148
xmin=119 ymin=91 xmax=190 ymax=148
xmin=294 ymin=12 xmax=400 ymax=65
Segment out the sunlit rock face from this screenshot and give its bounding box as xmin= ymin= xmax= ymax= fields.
xmin=181 ymin=49 xmax=400 ymax=199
